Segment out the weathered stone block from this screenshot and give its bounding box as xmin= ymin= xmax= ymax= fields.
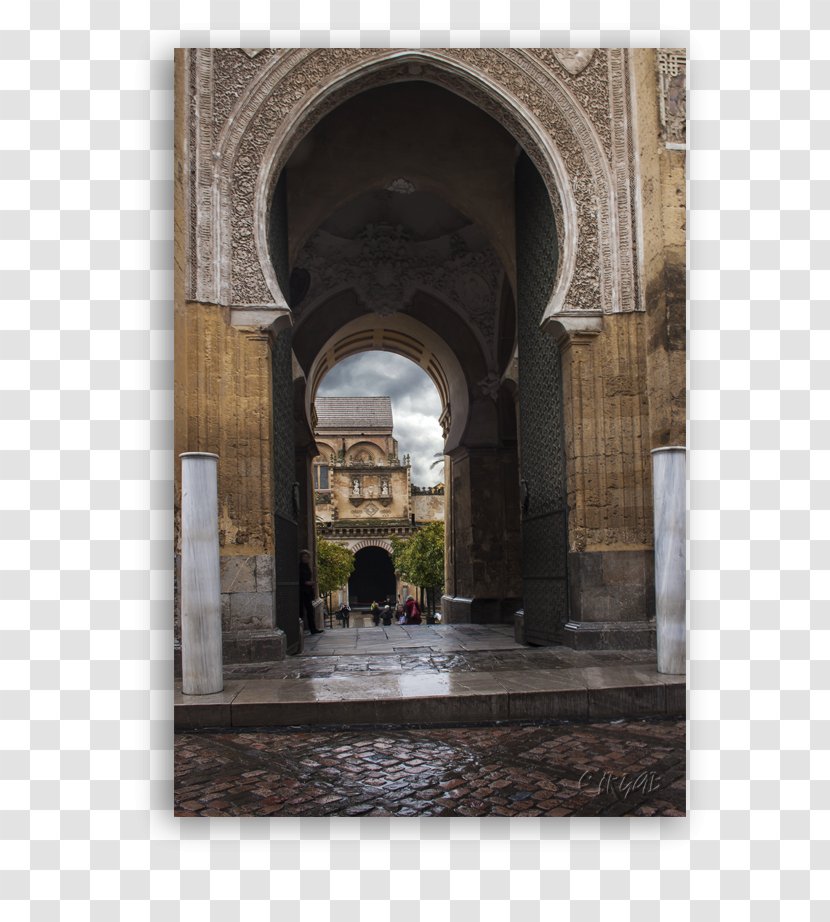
xmin=557 ymin=620 xmax=656 ymax=651
xmin=568 ymin=549 xmax=655 ymax=625
xmin=442 ymin=596 xmax=510 ymax=625
xmin=441 ymin=596 xmax=472 ymax=624
xmin=221 ymin=633 xmax=250 ymax=663
xmin=250 ymin=631 xmax=286 ymax=662
xmin=228 ymin=591 xmax=273 ymax=631
xmin=219 ymin=630 xmax=287 ymax=665
xmin=601 ymin=550 xmax=646 ymax=583
xmin=221 ymin=593 xmax=231 ymax=632
xmin=576 ymin=588 xmax=611 ymax=622
xmin=605 ymin=585 xmax=648 ymax=622
xmin=220 ymin=555 xmax=257 ymax=593
xmin=256 ymin=554 xmax=273 ymax=592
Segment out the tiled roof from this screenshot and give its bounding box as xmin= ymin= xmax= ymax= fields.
xmin=315 ymin=396 xmax=393 ymax=430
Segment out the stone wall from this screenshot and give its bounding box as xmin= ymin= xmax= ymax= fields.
xmin=558 ymin=312 xmax=653 ymax=553
xmin=412 ymin=493 xmax=444 ymax=523
xmin=632 ymin=49 xmax=687 ymax=449
xmin=541 ymin=50 xmax=685 ymax=644
xmin=174 ymin=52 xmax=286 ymax=661
xmin=443 ymin=448 xmax=522 ymax=624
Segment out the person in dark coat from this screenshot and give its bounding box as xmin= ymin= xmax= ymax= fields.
xmin=299 ymin=549 xmax=321 ymax=634
xmin=337 ymin=602 xmax=350 ymax=627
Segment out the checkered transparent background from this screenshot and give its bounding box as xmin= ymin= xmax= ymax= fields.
xmin=1 ymin=0 xmax=824 ymax=915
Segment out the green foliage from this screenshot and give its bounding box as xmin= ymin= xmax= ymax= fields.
xmin=390 ymin=535 xmax=411 ymax=583
xmin=316 ymin=539 xmax=355 ymax=596
xmin=392 ymin=522 xmax=444 ymax=593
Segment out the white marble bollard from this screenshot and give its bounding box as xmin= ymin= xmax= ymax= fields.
xmin=180 ymin=452 xmax=223 ymax=695
xmin=652 ymin=447 xmax=686 ymax=675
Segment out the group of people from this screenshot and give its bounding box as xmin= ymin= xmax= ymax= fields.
xmin=371 ymin=595 xmax=422 ymax=626
xmin=300 ymin=549 xmax=426 ymax=636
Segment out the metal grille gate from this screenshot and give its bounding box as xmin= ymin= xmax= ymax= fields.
xmin=516 ymin=154 xmax=569 ymax=644
xmin=272 ymin=326 xmax=300 ymax=652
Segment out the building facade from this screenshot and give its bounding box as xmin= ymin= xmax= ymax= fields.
xmin=313 ymin=395 xmax=444 ymax=608
xmin=174 ymin=48 xmax=686 ymax=660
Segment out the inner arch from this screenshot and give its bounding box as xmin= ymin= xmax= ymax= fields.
xmin=306 ymin=312 xmax=469 ymax=452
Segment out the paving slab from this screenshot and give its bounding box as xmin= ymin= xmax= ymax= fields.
xmin=176 ymin=665 xmax=684 ymax=729
xmin=173 ymin=681 xmax=246 ymax=730
xmin=176 ymin=625 xmax=685 ymax=729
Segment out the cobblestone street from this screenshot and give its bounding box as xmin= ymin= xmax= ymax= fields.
xmin=175 ymin=717 xmax=685 ymax=817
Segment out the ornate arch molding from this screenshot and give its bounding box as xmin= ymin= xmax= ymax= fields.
xmin=185 ymin=48 xmax=640 ymax=333
xmin=348 ymin=539 xmax=394 ymax=556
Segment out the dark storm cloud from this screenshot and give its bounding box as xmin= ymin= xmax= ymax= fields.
xmin=317 ymin=352 xmax=444 ymax=485
xmin=319 ymin=353 xmax=415 ymax=403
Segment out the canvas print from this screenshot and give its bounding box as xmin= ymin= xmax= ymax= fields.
xmin=173 ymin=48 xmax=687 ymax=817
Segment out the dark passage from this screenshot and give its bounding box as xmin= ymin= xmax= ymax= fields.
xmin=349 ymin=546 xmax=396 ymax=605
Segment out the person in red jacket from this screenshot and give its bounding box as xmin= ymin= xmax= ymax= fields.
xmin=404 ymin=595 xmax=422 ymax=625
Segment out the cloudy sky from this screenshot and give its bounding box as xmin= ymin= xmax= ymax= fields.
xmin=317 ymin=352 xmax=444 ymax=486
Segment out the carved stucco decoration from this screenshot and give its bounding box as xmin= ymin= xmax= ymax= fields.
xmin=522 ymin=47 xmax=638 ymax=315
xmin=657 ymin=49 xmax=686 ymax=146
xmin=294 ymin=223 xmax=503 ymax=365
xmin=212 ymin=49 xmax=279 ymax=146
xmin=185 ymin=48 xmax=641 ymax=330
xmin=527 ymin=49 xmax=612 ymax=160
xmin=549 ymin=49 xmax=595 ymax=76
xmin=477 ymin=372 xmax=501 ymax=400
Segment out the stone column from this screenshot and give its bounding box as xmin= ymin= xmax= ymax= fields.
xmin=652 ymin=447 xmax=686 ymax=674
xmin=442 ymin=446 xmax=521 ymax=623
xmin=180 ymin=452 xmax=223 ymax=694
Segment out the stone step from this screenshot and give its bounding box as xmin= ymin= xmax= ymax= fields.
xmin=557 ymin=620 xmax=657 ymax=650
xmin=174 ymin=664 xmax=684 ymax=731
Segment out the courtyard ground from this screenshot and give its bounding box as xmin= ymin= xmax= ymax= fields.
xmin=175 ymin=625 xmax=684 ymax=729
xmin=174 ymin=717 xmax=686 ymax=817
xmin=174 ymin=625 xmax=685 ymax=817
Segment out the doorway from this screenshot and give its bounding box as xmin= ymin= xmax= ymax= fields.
xmin=272 ymin=80 xmax=567 ymax=642
xmin=349 ymin=546 xmax=397 ymax=607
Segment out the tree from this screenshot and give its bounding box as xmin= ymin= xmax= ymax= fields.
xmin=392 ymin=522 xmax=444 ymax=620
xmin=390 ymin=535 xmax=413 ymax=585
xmin=316 ymin=539 xmax=354 ymax=610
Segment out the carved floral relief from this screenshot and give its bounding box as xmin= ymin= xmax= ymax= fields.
xmin=186 ymin=48 xmax=641 ymax=319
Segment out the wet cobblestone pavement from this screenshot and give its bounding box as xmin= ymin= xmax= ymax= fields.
xmin=175 ymin=717 xmax=685 ymax=817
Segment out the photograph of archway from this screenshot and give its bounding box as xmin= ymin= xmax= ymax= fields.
xmin=173 ymin=48 xmax=687 ymax=817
